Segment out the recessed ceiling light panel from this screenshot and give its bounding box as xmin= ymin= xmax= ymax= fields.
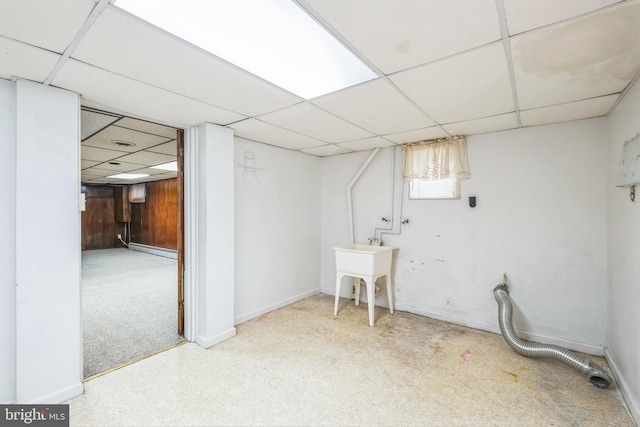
xmin=114 ymin=0 xmax=376 ymax=99
xmin=107 ymin=173 xmax=150 ymax=180
xmin=150 ymin=161 xmax=178 ymax=172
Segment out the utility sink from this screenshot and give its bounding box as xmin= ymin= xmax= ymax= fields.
xmin=333 ymin=244 xmax=395 ymax=326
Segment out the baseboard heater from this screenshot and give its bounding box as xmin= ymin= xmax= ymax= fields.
xmin=128 ymin=242 xmax=178 ymax=260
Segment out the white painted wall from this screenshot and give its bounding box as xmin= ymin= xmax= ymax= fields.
xmin=0 ymin=79 xmax=17 ymax=403
xmin=234 ymin=138 xmax=321 ymax=324
xmin=321 ymin=120 xmax=608 ymax=354
xmin=15 ymin=80 xmax=82 ymax=403
xmin=192 ymin=123 xmax=236 ymax=348
xmin=605 ymin=80 xmax=640 ymax=421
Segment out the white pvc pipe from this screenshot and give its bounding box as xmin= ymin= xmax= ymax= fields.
xmin=374 ymin=147 xmax=397 ymax=241
xmin=378 ymin=147 xmax=407 ymax=243
xmin=348 ymin=147 xmax=381 ymax=244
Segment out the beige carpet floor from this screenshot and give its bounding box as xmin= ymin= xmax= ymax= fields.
xmin=68 ymin=294 xmax=634 ymax=426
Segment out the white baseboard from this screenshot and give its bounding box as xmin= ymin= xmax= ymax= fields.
xmin=516 ymin=329 xmax=605 ymax=356
xmin=397 ymin=303 xmax=605 ymax=356
xmin=235 ymin=288 xmax=320 ymax=325
xmin=30 ymin=382 xmax=83 ymax=404
xmin=196 ymin=327 xmax=236 ymax=349
xmin=326 ymin=289 xmax=607 ymax=356
xmin=128 ymin=243 xmax=177 ymax=260
xmin=397 ymin=302 xmax=497 ymax=334
xmin=605 ymin=348 xmax=639 ymax=425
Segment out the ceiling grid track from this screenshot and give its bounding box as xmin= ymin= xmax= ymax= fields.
xmin=384 ymin=77 xmax=452 ymax=138
xmin=293 ymin=0 xmax=385 ymax=78
xmin=43 ymin=0 xmax=111 ymax=86
xmin=494 ymin=0 xmax=523 ymax=128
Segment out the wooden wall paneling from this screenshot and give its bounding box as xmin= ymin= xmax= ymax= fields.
xmin=81 ymin=185 xmax=125 ymax=250
xmin=114 ymin=185 xmax=131 ymax=223
xmin=130 ymin=179 xmax=178 ymax=250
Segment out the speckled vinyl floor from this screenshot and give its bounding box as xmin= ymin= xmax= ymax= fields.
xmin=67 ymin=294 xmax=635 ymax=426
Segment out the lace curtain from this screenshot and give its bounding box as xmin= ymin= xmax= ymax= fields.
xmin=402 ymin=136 xmax=471 ymax=181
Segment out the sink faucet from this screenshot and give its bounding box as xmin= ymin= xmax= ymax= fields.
xmin=368 ymin=238 xmax=383 ymax=246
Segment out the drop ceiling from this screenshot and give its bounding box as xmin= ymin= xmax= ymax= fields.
xmin=2 ymin=0 xmax=640 ymax=169
xmin=80 ymin=108 xmax=179 ymax=184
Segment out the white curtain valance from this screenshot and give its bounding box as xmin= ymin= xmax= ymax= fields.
xmin=129 ymin=183 xmax=146 ymax=203
xmin=402 ymin=136 xmax=471 ymax=182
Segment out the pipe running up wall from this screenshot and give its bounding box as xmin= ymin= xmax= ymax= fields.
xmin=348 ymin=147 xmax=381 ymax=244
xmin=493 ymin=276 xmax=612 ymax=389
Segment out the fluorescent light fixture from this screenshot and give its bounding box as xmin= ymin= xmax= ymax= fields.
xmin=115 ymin=0 xmax=376 ymax=99
xmin=150 ymin=161 xmax=178 ymax=172
xmin=107 ymin=173 xmax=150 ymax=180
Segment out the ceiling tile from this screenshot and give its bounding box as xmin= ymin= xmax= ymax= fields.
xmin=90 ymin=161 xmax=147 ymax=173
xmin=390 ymin=43 xmax=515 ymax=124
xmin=81 ymin=168 xmax=114 ymax=178
xmin=383 ymin=126 xmax=449 ymax=144
xmin=520 ymin=94 xmax=619 ymax=127
xmin=81 ymin=160 xmax=101 ymax=170
xmin=72 ymin=6 xmax=301 ymax=117
xmin=126 ymin=167 xmax=175 ymax=176
xmin=300 ymin=145 xmax=353 ymax=157
xmin=230 ymin=119 xmax=326 ymax=150
xmin=442 ymin=113 xmax=519 ymax=136
xmin=0 ymin=0 xmax=95 ymax=53
xmin=114 ymin=117 xmax=178 ymax=139
xmin=146 ymin=140 xmax=177 ymax=156
xmin=258 ymin=102 xmax=373 ymax=143
xmin=115 ymin=151 xmax=176 ymax=167
xmin=312 ymin=79 xmax=433 ymax=135
xmin=303 ymin=0 xmax=501 ymax=74
xmin=81 ymin=109 xmax=121 ymax=140
xmin=83 ymin=178 xmax=123 ymax=184
xmin=81 ymin=146 xmax=129 ymax=162
xmin=83 ymin=125 xmax=171 ymax=153
xmin=512 ymin=2 xmax=640 ymax=109
xmin=0 ymin=38 xmax=60 ymax=82
xmin=53 ymin=59 xmax=246 ymax=127
xmin=503 ymin=0 xmax=622 ymax=35
xmin=337 ymin=137 xmax=396 ymax=152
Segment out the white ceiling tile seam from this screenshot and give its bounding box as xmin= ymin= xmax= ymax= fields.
xmin=44 ymin=0 xmax=111 ymax=86
xmin=495 ymin=0 xmax=523 ymax=128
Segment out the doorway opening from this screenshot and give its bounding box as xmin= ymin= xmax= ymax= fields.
xmin=80 ymin=107 xmax=185 ymax=379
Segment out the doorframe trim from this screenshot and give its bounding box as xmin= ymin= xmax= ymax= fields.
xmin=182 ymin=125 xmax=199 ymax=342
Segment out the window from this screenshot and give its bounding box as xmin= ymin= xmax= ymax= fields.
xmin=409 ymin=178 xmax=460 ymax=200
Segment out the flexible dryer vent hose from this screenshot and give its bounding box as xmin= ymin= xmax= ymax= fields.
xmin=493 ymin=278 xmax=611 ymax=389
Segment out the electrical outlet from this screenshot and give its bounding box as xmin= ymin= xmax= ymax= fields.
xmin=117 ymin=234 xmax=122 ymax=239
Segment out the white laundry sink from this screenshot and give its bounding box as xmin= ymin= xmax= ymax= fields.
xmin=333 ymin=244 xmax=395 ymax=326
xmin=333 ymin=244 xmax=394 ymax=277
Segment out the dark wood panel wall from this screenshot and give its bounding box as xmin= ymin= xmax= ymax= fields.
xmin=82 ymin=179 xmax=177 ymax=251
xmin=130 ymin=178 xmax=178 ymax=250
xmin=81 ymin=186 xmax=125 ymax=251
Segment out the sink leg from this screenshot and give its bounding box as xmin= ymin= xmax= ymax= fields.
xmin=334 ymin=273 xmax=344 ymax=316
xmin=385 ymin=273 xmax=394 ymax=314
xmin=365 ymin=275 xmax=375 ymax=326
xmin=354 ymin=277 xmax=361 ymax=306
